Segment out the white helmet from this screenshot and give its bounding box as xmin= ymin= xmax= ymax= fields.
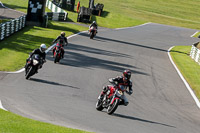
xmin=93 ymin=21 xmax=96 ymax=24
xmin=40 ymin=44 xmax=47 ymax=53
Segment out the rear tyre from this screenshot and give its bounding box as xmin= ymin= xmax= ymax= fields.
xmin=107 ymin=99 xmax=119 ymax=115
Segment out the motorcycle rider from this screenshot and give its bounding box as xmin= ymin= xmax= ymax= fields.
xmin=53 ymin=32 xmax=68 ymax=46
xmin=52 ymin=40 xmax=65 ymax=58
xmin=89 ymin=21 xmax=98 ymax=33
xmin=102 ymin=70 xmax=133 ymax=106
xmin=25 ymin=44 xmax=47 ymax=72
xmin=52 ymin=32 xmax=68 ymax=58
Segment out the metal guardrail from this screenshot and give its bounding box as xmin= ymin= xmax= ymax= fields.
xmin=0 ymin=15 xmax=26 ymax=41
xmin=190 ymin=44 xmax=200 ymax=65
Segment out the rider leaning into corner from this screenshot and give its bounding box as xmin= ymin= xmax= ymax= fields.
xmin=52 ymin=32 xmax=68 ymax=58
xmin=103 ymin=70 xmax=133 ymax=106
xmin=89 ymin=21 xmax=98 ymax=33
xmin=53 ymin=32 xmax=68 ymax=46
xmin=25 ymin=44 xmax=47 ymax=72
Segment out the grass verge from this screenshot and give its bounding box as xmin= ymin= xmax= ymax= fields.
xmin=170 ymin=46 xmax=200 ymax=100
xmin=2 ymin=0 xmax=200 ymax=29
xmin=0 ymin=21 xmax=88 ymax=71
xmin=0 ymin=109 xmax=91 ymax=133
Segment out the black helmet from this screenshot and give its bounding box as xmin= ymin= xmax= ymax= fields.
xmin=123 ymin=69 xmax=131 ymax=80
xmin=61 ymin=32 xmax=65 ymax=37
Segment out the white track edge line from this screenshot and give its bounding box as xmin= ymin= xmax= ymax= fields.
xmin=191 ymin=31 xmax=199 ymax=37
xmin=115 ymin=22 xmax=152 ymax=30
xmin=3 ymin=22 xmax=150 ymax=74
xmin=3 ymin=30 xmax=88 ymax=74
xmin=0 ymin=100 xmax=8 ymax=111
xmin=168 ymin=46 xmax=200 ymax=108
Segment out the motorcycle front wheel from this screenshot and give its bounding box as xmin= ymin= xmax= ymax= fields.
xmin=90 ymin=32 xmax=94 ymax=39
xmin=25 ymin=66 xmax=35 ymax=80
xmin=54 ymin=53 xmax=60 ymax=63
xmin=96 ymin=98 xmax=104 ymax=111
xmin=107 ymin=98 xmax=119 ymax=115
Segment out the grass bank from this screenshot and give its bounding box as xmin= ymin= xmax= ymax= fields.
xmin=2 ymin=0 xmax=200 ymax=29
xmin=67 ymin=0 xmax=200 ymax=29
xmin=0 ymin=21 xmax=88 ymax=71
xmin=170 ymin=46 xmax=200 ymax=100
xmin=0 ymin=109 xmax=91 ymax=133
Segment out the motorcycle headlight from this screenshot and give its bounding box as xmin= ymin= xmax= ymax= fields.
xmin=33 ymin=59 xmax=39 ymax=65
xmin=116 ymin=90 xmax=123 ymax=97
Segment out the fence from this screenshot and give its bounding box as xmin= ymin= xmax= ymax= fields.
xmin=46 ymin=0 xmax=68 ymax=21
xmin=0 ymin=15 xmax=26 ymax=41
xmin=190 ymin=43 xmax=200 ymax=65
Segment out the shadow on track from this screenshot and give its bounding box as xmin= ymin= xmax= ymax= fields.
xmin=46 ymin=43 xmax=149 ymax=76
xmin=79 ymin=33 xmax=167 ymax=52
xmin=113 ymin=113 xmax=176 ymax=128
xmin=30 ymin=78 xmax=80 ymax=89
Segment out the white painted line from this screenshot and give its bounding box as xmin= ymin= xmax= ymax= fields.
xmin=168 ymin=46 xmax=200 ymax=108
xmin=3 ymin=30 xmax=88 ymax=74
xmin=191 ymin=31 xmax=199 ymax=37
xmin=115 ymin=22 xmax=152 ymax=30
xmin=5 ymin=68 xmax=25 ymax=74
xmin=0 ymin=100 xmax=8 ymax=111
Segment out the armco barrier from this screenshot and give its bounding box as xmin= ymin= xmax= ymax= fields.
xmin=190 ymin=43 xmax=200 ymax=64
xmin=0 ymin=15 xmax=26 ymax=41
xmin=46 ymin=0 xmax=68 ymax=21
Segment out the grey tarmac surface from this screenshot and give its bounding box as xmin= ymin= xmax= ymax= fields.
xmin=0 ymin=3 xmax=24 ymax=19
xmin=0 ymin=23 xmax=200 ymax=133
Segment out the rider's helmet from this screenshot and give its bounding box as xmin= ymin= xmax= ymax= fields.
xmin=61 ymin=32 xmax=65 ymax=37
xmin=122 ymin=69 xmax=131 ymax=82
xmin=40 ymin=44 xmax=47 ymax=53
xmin=93 ymin=21 xmax=96 ymax=24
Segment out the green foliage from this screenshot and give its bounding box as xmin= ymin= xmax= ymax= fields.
xmin=0 ymin=109 xmax=91 ymax=133
xmin=2 ymin=0 xmax=200 ymax=29
xmin=170 ymin=46 xmax=200 ymax=100
xmin=0 ymin=21 xmax=88 ymax=71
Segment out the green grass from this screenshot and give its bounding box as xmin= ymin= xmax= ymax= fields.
xmin=170 ymin=46 xmax=200 ymax=100
xmin=192 ymin=32 xmax=200 ymax=38
xmin=2 ymin=0 xmax=200 ymax=29
xmin=0 ymin=109 xmax=91 ymax=133
xmin=67 ymin=0 xmax=200 ymax=29
xmin=1 ymin=0 xmax=200 ymax=132
xmin=0 ymin=21 xmax=88 ymax=71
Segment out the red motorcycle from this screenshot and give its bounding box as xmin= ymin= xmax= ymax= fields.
xmin=89 ymin=26 xmax=97 ymax=39
xmin=96 ymin=83 xmax=128 ymax=115
xmin=53 ymin=43 xmax=63 ymax=63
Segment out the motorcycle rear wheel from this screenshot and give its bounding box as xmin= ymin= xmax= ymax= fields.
xmin=107 ymin=99 xmax=119 ymax=115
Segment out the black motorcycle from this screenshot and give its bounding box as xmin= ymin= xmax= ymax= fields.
xmin=25 ymin=54 xmax=44 ymax=79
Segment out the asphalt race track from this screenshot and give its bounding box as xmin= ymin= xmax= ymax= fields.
xmin=1 ymin=23 xmax=200 ymax=133
xmin=0 ymin=3 xmax=24 ymax=19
